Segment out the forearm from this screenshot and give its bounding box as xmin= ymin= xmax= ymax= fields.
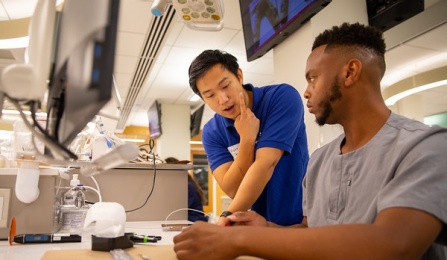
xmin=226 ymin=156 xmax=275 ymax=212
xmin=230 ymin=224 xmax=419 ymax=260
xmin=174 ymin=208 xmax=441 ymax=260
xmin=219 ymin=138 xmax=256 ymax=198
xmin=266 ymin=222 xmax=306 ymax=228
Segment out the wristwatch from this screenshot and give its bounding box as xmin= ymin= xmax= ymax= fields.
xmin=220 ymin=211 xmax=233 ymax=218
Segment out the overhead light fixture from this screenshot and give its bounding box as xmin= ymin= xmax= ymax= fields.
xmin=120 ymin=138 xmax=146 ymax=143
xmin=151 ymin=0 xmax=170 ymax=16
xmin=152 ymin=0 xmax=224 ymax=31
xmin=383 ymin=66 xmax=447 ymax=106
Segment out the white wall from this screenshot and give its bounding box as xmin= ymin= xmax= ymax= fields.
xmin=155 ymin=103 xmax=191 ymax=161
xmin=273 ymin=0 xmax=369 ymax=154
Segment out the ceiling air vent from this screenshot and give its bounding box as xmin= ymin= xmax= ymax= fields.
xmin=115 ymin=5 xmax=176 ymax=132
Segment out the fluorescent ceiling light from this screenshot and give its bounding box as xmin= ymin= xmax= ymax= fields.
xmin=385 ymin=79 xmax=447 ymax=106
xmin=190 ymin=141 xmax=202 ymax=145
xmin=0 ymin=36 xmax=29 ymax=49
xmin=120 ymin=138 xmax=146 ymax=143
xmin=383 ymin=66 xmax=447 ymax=106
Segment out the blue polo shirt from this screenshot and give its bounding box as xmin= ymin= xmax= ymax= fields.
xmin=202 ymin=83 xmax=308 ymax=225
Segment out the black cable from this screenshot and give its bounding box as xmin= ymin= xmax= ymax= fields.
xmin=148 ymin=139 xmax=155 ymax=154
xmin=125 ymin=140 xmax=157 ymax=213
xmin=28 ymin=100 xmax=78 ymax=160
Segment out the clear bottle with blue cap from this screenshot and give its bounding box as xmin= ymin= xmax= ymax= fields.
xmin=57 ymin=174 xmax=89 ymax=234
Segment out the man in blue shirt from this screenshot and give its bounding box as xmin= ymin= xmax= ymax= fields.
xmin=188 ymin=50 xmax=309 ymax=226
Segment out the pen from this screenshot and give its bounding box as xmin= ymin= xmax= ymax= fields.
xmin=125 ymin=233 xmax=161 ymax=243
xmin=13 ymin=233 xmax=82 ymax=244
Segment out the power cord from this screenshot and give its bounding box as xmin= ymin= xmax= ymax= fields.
xmin=125 ymin=139 xmax=157 ymax=213
xmin=164 ymin=208 xmax=216 ymax=224
xmin=132 ymin=140 xmax=164 ymax=164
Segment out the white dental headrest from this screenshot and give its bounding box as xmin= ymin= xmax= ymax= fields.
xmin=83 ymin=202 xmax=126 ymax=238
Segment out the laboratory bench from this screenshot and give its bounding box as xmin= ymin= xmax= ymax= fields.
xmin=0 ymin=163 xmax=191 ymax=240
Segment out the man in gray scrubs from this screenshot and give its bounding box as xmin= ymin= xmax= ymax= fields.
xmin=173 ymin=22 xmax=447 ymax=260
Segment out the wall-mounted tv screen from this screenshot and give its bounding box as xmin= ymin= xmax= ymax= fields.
xmin=148 ymin=100 xmax=162 ymax=139
xmin=240 ymin=0 xmax=332 ymax=62
xmin=366 ymin=0 xmax=424 ymax=32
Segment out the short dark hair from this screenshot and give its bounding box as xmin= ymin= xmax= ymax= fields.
xmin=188 ymin=50 xmax=240 ymax=97
xmin=312 ymin=22 xmax=386 ymax=76
xmin=165 ymin=157 xmax=179 ymax=163
xmin=312 ymin=22 xmax=386 ymax=55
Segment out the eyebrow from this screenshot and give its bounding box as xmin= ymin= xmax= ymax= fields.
xmin=218 ymin=76 xmax=228 ymax=86
xmin=305 ymin=71 xmax=310 ymax=79
xmin=201 ymin=76 xmax=228 ymax=96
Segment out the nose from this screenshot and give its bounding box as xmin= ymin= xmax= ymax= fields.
xmin=304 ymin=88 xmax=311 ymax=99
xmin=218 ymin=90 xmax=229 ymax=104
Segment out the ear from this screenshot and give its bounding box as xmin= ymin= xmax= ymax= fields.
xmin=237 ymin=68 xmax=243 ymax=84
xmin=343 ymin=59 xmax=362 ymax=87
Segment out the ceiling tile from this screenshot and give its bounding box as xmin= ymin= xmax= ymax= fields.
xmin=221 ymin=1 xmax=242 ymax=30
xmin=114 ymin=55 xmax=138 ymax=74
xmin=164 ymin=21 xmax=185 ymax=46
xmin=143 ymin=83 xmax=189 ymax=105
xmin=163 ymin=46 xmax=203 ymax=66
xmin=113 ymin=72 xmax=133 ymax=97
xmin=117 ymin=0 xmax=153 ymax=34
xmin=154 ymin=63 xmax=190 ymax=85
xmin=140 ymin=45 xmax=172 ymax=88
xmin=224 ymin=30 xmax=247 ymax=56
xmin=174 ymin=26 xmax=239 ymax=50
xmin=177 ymin=87 xmax=196 ymax=102
xmin=115 ymin=31 xmax=146 ymax=57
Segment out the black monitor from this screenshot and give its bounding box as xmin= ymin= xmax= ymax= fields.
xmin=240 ymin=0 xmax=332 ymax=62
xmin=148 ymin=100 xmax=162 ymax=139
xmin=45 ymin=0 xmax=120 ymax=158
xmin=190 ymin=104 xmax=205 ymax=138
xmin=366 ymin=0 xmax=424 ymax=32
